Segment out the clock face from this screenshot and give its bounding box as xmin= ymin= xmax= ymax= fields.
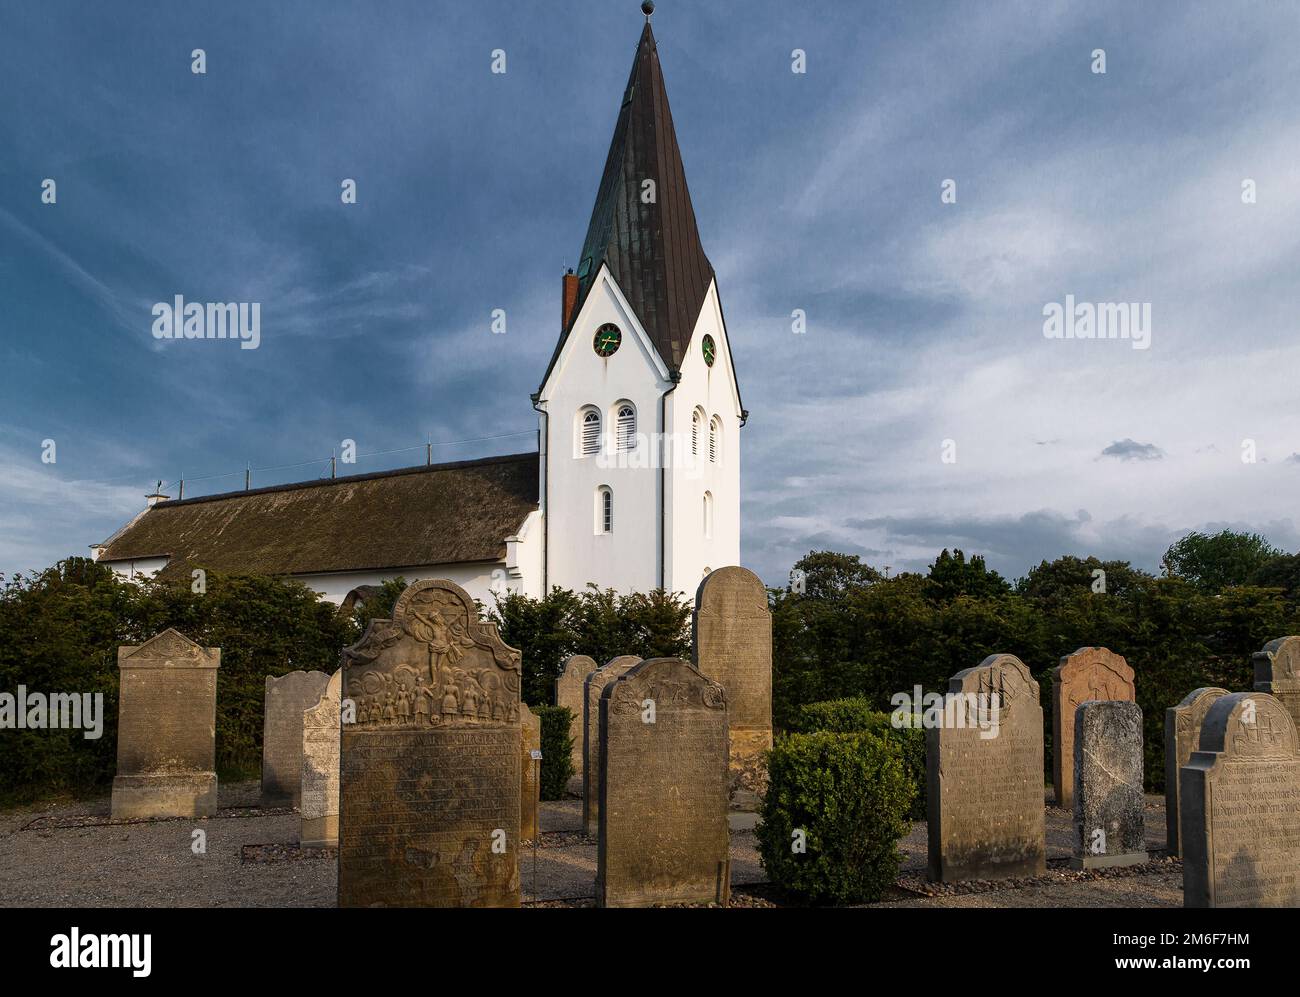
xmin=702 ymin=334 xmax=716 ymax=367
xmin=594 ymin=324 xmax=622 ymax=358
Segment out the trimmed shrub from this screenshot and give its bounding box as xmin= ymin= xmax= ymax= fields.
xmin=792 ymin=697 xmax=926 ymax=818
xmin=533 ymin=704 xmax=574 ymax=800
xmin=757 ymin=731 xmax=914 ymax=904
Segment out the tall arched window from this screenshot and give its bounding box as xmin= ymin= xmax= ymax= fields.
xmin=579 ymin=407 xmax=601 ymax=456
xmin=616 ymin=403 xmax=636 ymax=452
xmin=595 ymin=486 xmax=613 ymax=534
xmin=692 ymin=408 xmax=704 ymax=458
xmin=703 ymin=491 xmax=713 ymax=539
xmin=709 ymin=416 xmax=721 ymax=463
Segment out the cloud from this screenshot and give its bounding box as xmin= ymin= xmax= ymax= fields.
xmin=1100 ymin=439 xmax=1165 ymax=462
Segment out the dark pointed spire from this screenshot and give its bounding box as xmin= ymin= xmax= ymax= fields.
xmin=565 ymin=16 xmax=714 ymax=374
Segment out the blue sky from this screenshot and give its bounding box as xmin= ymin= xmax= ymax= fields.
xmin=3 ymin=0 xmax=1300 ymax=588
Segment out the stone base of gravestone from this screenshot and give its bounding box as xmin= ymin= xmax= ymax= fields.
xmin=300 ymin=813 xmax=338 ymax=850
xmin=111 ymin=773 xmax=217 ymax=821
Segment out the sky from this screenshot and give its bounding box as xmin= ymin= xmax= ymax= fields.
xmin=3 ymin=0 xmax=1300 ymax=588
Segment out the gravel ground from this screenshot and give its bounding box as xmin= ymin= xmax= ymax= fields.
xmin=0 ymin=784 xmax=1180 ymax=908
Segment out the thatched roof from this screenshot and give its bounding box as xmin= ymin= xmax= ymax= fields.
xmin=98 ymin=452 xmax=539 ymax=581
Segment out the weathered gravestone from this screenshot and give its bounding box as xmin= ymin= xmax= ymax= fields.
xmin=338 ymin=579 xmax=522 ymax=907
xmin=1051 ymin=647 xmax=1135 ymax=811
xmin=300 ymin=669 xmax=342 ymax=848
xmin=1164 ymin=687 xmax=1229 ymax=857
xmin=556 ymin=655 xmax=596 ymax=774
xmin=262 ymin=669 xmax=331 ymax=808
xmin=596 ymin=657 xmax=730 ymax=907
xmin=1253 ymin=636 xmax=1300 ymax=734
xmin=927 ymin=653 xmax=1046 ymax=882
xmin=1072 ymin=700 xmax=1147 ymax=869
xmin=111 ymin=629 xmax=220 ymax=821
xmin=693 ymin=566 xmax=773 ymax=804
xmin=520 ymin=702 xmax=541 ymax=842
xmin=583 ymin=655 xmax=641 ymax=835
xmin=1181 ymin=691 xmax=1300 ymax=907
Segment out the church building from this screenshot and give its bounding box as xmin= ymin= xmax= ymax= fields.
xmin=93 ymin=9 xmax=744 ymax=607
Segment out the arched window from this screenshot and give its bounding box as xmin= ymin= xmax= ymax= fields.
xmin=692 ymin=408 xmax=704 ymax=458
xmin=709 ymin=416 xmax=721 ymax=463
xmin=703 ymin=491 xmax=713 ymax=539
xmin=595 ymin=486 xmax=613 ymax=534
xmin=579 ymin=407 xmax=601 ymax=456
xmin=616 ymin=403 xmax=636 ymax=453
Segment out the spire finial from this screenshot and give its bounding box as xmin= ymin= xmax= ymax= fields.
xmin=641 ymin=1 xmax=654 ymax=19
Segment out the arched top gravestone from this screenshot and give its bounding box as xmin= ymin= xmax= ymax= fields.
xmin=1164 ymin=686 xmax=1229 ymax=857
xmin=557 ymin=654 xmax=597 ymax=773
xmin=262 ymin=669 xmax=331 ymax=807
xmin=583 ymin=656 xmax=642 ymax=834
xmin=1253 ymin=635 xmax=1300 ymax=732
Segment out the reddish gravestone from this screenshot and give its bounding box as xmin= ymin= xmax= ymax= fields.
xmin=1051 ymin=647 xmax=1135 ymax=811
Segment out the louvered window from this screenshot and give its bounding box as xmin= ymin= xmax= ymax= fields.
xmin=617 ymin=405 xmax=635 ymax=452
xmin=709 ymin=417 xmax=721 ymax=463
xmin=581 ymin=409 xmax=601 ymax=456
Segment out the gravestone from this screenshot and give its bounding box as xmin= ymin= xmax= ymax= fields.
xmin=1181 ymin=691 xmax=1300 ymax=907
xmin=1051 ymin=647 xmax=1135 ymax=810
xmin=520 ymin=702 xmax=541 ymax=842
xmin=927 ymin=653 xmax=1047 ymax=882
xmin=556 ymin=655 xmax=596 ymax=774
xmin=1072 ymin=700 xmax=1147 ymax=869
xmin=300 ymin=669 xmax=342 ymax=848
xmin=1164 ymin=687 xmax=1229 ymax=857
xmin=338 ymin=579 xmax=522 ymax=907
xmin=111 ymin=629 xmax=220 ymax=820
xmin=583 ymin=655 xmax=641 ymax=835
xmin=262 ymin=669 xmax=331 ymax=807
xmin=596 ymin=657 xmax=730 ymax=907
xmin=693 ymin=566 xmax=773 ymax=804
xmin=1253 ymin=636 xmax=1300 ymax=733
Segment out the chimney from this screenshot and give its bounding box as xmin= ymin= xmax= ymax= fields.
xmin=145 ymin=488 xmax=170 ymax=507
xmin=562 ymin=269 xmax=579 ymax=330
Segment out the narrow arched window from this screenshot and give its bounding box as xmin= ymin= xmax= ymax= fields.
xmin=703 ymin=491 xmax=713 ymax=539
xmin=617 ymin=404 xmax=636 ymax=452
xmin=709 ymin=416 xmax=721 ymax=463
xmin=596 ymin=486 xmax=613 ymax=534
xmin=692 ymin=408 xmax=704 ymax=458
xmin=580 ymin=408 xmax=601 ymax=456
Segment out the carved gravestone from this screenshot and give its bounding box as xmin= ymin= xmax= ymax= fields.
xmin=111 ymin=629 xmax=220 ymax=820
xmin=262 ymin=669 xmax=331 ymax=807
xmin=927 ymin=653 xmax=1047 ymax=882
xmin=1164 ymin=687 xmax=1229 ymax=857
xmin=520 ymin=703 xmax=541 ymax=842
xmin=693 ymin=567 xmax=773 ymax=804
xmin=1072 ymin=700 xmax=1147 ymax=869
xmin=556 ymin=655 xmax=596 ymax=774
xmin=1253 ymin=636 xmax=1300 ymax=734
xmin=583 ymin=655 xmax=641 ymax=835
xmin=338 ymin=579 xmax=522 ymax=907
xmin=596 ymin=658 xmax=730 ymax=907
xmin=1051 ymin=647 xmax=1135 ymax=810
xmin=300 ymin=669 xmax=342 ymax=848
xmin=1182 ymin=692 xmax=1300 ymax=907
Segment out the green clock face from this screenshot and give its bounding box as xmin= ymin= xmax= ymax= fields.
xmin=702 ymin=334 xmax=717 ymax=367
xmin=594 ymin=323 xmax=622 ymax=358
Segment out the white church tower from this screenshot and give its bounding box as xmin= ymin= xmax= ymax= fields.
xmin=532 ymin=6 xmax=744 ymax=597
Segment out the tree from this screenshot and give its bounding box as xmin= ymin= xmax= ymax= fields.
xmin=1161 ymin=530 xmax=1282 ymax=592
xmin=1017 ymin=555 xmax=1150 ymax=603
xmin=789 ymin=551 xmax=881 ymax=599
xmin=925 ymin=549 xmax=1010 ymax=602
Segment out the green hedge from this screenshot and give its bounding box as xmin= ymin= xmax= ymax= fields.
xmin=757 ymin=731 xmax=914 ymax=904
xmin=533 ymin=704 xmax=574 ymax=801
xmin=791 ymin=698 xmax=926 ymax=819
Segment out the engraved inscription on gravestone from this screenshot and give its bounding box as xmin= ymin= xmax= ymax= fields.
xmin=111 ymin=629 xmax=221 ymax=821
xmin=556 ymin=654 xmax=596 ymax=774
xmin=583 ymin=655 xmax=641 ymax=835
xmin=338 ymin=579 xmax=522 ymax=907
xmin=596 ymin=657 xmax=730 ymax=907
xmin=1253 ymin=635 xmax=1300 ymax=734
xmin=927 ymin=653 xmax=1047 ymax=882
xmin=262 ymin=669 xmax=331 ymax=808
xmin=1051 ymin=647 xmax=1134 ymax=811
xmin=1181 ymin=691 xmax=1300 ymax=907
xmin=1072 ymin=700 xmax=1147 ymax=869
xmin=1164 ymin=687 xmax=1228 ymax=858
xmin=300 ymin=669 xmax=342 ymax=848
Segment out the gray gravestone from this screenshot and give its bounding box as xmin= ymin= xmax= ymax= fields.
xmin=1051 ymin=647 xmax=1135 ymax=811
xmin=300 ymin=669 xmax=342 ymax=848
xmin=596 ymin=657 xmax=730 ymax=907
xmin=583 ymin=655 xmax=641 ymax=835
xmin=262 ymin=669 xmax=331 ymax=807
xmin=1072 ymin=700 xmax=1147 ymax=869
xmin=1253 ymin=636 xmax=1300 ymax=734
xmin=1181 ymin=691 xmax=1300 ymax=907
xmin=556 ymin=654 xmax=596 ymax=774
xmin=338 ymin=579 xmax=522 ymax=907
xmin=111 ymin=629 xmax=220 ymax=820
xmin=1164 ymin=687 xmax=1229 ymax=857
xmin=927 ymin=653 xmax=1047 ymax=882
xmin=693 ymin=566 xmax=773 ymax=804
